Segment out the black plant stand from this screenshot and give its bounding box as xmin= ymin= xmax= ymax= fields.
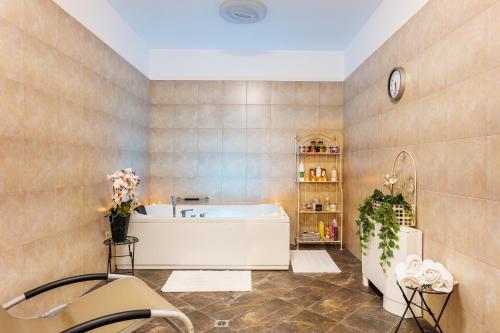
xmin=394 ymin=282 xmax=454 ymax=333
xmin=104 ymin=236 xmax=139 ymax=276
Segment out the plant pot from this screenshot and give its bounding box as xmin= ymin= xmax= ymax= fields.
xmin=109 ymin=214 xmax=130 ymax=242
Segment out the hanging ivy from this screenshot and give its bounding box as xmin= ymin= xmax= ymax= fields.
xmin=355 ymin=189 xmax=412 ymax=272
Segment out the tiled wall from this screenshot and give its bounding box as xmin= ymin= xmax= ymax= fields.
xmin=0 ymin=0 xmax=150 ymax=315
xmin=343 ymin=0 xmax=499 ymax=331
xmin=149 ymin=81 xmax=343 ymax=239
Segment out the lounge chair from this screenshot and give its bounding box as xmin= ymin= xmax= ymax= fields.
xmin=1 ymin=273 xmax=194 ymax=333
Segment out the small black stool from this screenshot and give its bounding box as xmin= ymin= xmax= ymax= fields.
xmin=395 ymin=282 xmax=455 ymax=333
xmin=104 ymin=236 xmax=139 ymax=275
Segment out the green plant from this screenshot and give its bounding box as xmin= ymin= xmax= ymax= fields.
xmin=355 ymin=175 xmax=413 ymax=271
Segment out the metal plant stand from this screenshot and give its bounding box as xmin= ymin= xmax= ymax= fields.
xmin=395 ymin=282 xmax=454 ymax=333
xmin=104 ymin=236 xmax=139 ymax=275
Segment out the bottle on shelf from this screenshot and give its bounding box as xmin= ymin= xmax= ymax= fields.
xmin=318 ymin=221 xmax=325 ymax=239
xmin=298 ymin=161 xmax=305 ymax=182
xmin=331 ymin=167 xmax=338 ymax=182
xmin=332 ymin=219 xmax=339 ymax=241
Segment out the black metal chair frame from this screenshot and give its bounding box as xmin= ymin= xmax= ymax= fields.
xmin=1 ymin=273 xmax=194 ymax=333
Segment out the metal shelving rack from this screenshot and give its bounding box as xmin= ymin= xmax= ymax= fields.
xmin=295 ymin=134 xmax=343 ymax=250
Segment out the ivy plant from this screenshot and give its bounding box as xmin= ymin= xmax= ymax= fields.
xmin=355 ymin=183 xmax=413 ymax=272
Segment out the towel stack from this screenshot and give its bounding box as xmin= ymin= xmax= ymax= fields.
xmin=395 ymin=255 xmax=454 ymax=293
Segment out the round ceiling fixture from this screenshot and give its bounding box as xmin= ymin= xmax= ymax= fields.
xmin=219 ymin=0 xmax=267 ymax=24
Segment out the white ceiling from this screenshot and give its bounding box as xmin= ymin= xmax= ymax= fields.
xmin=107 ymin=0 xmax=383 ymax=50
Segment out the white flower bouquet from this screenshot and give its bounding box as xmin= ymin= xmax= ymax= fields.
xmin=107 ymin=168 xmax=141 ymax=218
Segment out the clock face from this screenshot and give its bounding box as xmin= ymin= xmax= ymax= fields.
xmin=388 ymin=67 xmax=406 ymax=101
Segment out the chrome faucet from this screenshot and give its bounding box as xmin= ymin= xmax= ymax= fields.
xmin=180 ymin=209 xmax=194 ymax=218
xmin=171 ymin=195 xmax=177 ymax=217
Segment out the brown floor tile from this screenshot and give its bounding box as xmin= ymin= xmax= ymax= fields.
xmin=342 ymin=304 xmax=400 ymax=333
xmin=229 ymin=298 xmax=302 ymax=331
xmin=128 ymin=248 xmax=432 ymax=333
xmin=157 ymin=291 xmax=197 ymax=314
xmin=279 ymin=279 xmax=340 ymax=307
xmin=169 ymin=310 xmax=216 ymax=333
xmin=176 ymin=292 xmax=235 ymax=309
xmin=272 ymin=309 xmax=337 ymax=333
xmin=328 ymin=323 xmax=363 ymax=332
xmin=309 ymin=287 xmax=376 ymax=321
xmin=200 ymin=291 xmax=272 ymax=320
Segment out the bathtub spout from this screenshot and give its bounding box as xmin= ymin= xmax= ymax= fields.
xmin=171 ymin=195 xmax=177 ymax=217
xmin=180 ymin=209 xmax=194 ymax=218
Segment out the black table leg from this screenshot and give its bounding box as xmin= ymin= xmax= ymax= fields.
xmin=395 ymin=285 xmax=423 ymax=332
xmin=107 ymin=243 xmax=112 ymax=274
xmin=132 ymin=242 xmax=136 ymax=276
xmin=420 ymin=290 xmax=452 ymax=333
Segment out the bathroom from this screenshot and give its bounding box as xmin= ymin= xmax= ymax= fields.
xmin=0 ymin=0 xmax=498 ymax=332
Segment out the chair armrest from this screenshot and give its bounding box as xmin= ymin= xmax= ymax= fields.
xmin=60 ymin=309 xmax=194 ymax=333
xmin=2 ymin=273 xmax=127 ymax=310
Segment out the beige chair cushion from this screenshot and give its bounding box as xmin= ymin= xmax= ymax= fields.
xmin=1 ymin=277 xmax=176 ymax=333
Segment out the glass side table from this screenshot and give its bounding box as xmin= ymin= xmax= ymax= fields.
xmin=103 ymin=236 xmax=139 ymax=276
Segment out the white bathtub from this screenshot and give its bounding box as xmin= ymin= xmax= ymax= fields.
xmin=116 ymin=204 xmax=290 ymax=270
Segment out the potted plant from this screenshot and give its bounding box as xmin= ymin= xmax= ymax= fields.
xmin=107 ymin=168 xmax=141 ymax=242
xmin=356 ymin=173 xmax=414 ymax=271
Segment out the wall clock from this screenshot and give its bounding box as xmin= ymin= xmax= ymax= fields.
xmin=388 ymin=67 xmax=406 ymax=102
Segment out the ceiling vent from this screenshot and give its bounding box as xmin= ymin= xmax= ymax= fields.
xmin=219 ymin=0 xmax=267 ymax=24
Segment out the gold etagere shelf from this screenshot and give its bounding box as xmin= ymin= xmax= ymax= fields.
xmin=295 ymin=134 xmax=343 ymax=250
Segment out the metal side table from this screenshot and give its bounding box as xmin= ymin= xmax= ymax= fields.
xmin=104 ymin=236 xmax=139 ymax=275
xmin=395 ymin=282 xmax=456 ymax=333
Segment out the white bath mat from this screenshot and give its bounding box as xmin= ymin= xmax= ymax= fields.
xmin=290 ymin=250 xmax=341 ymax=273
xmin=161 ymin=270 xmax=252 ymax=292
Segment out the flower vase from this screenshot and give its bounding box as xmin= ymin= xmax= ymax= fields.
xmin=109 ymin=214 xmax=130 ymax=242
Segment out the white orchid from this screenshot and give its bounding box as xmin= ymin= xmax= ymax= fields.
xmin=107 ymin=168 xmax=141 ymax=212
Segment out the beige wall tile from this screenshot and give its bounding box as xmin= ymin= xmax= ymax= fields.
xmin=151 ymin=81 xmax=175 ymax=105
xmin=0 ymin=0 xmax=25 ymax=29
xmin=198 ymin=80 xmax=223 ymax=104
xmin=198 ymin=104 xmax=223 ymax=129
xmin=24 ymin=0 xmax=60 ymax=48
xmin=222 ymin=128 xmax=246 ymax=153
xmin=270 ymin=105 xmax=295 ymax=129
xmin=197 ymin=128 xmax=222 ymax=153
xmin=417 ymin=92 xmax=448 ymax=143
xmin=271 ymin=81 xmax=295 ymax=105
xmin=197 ymin=177 xmax=222 ymax=201
xmin=295 ymin=81 xmax=319 ymax=106
xmin=56 ymin=8 xmax=84 ymax=62
xmin=222 ymin=105 xmax=246 ymax=128
xmin=173 ymin=153 xmax=198 ymax=178
xmin=246 ymin=129 xmax=270 ymax=153
xmin=319 ymin=82 xmax=343 ymax=106
xmin=150 ymin=128 xmax=173 ymax=153
xmin=343 ymin=3 xmax=497 ymax=330
xmin=446 ymin=10 xmax=490 ymax=86
xmin=223 ymin=81 xmax=246 ymax=104
xmin=418 ymin=41 xmax=449 ymax=98
xmin=0 ymin=18 xmax=24 ymax=83
xmin=174 ymin=105 xmax=198 ymax=128
xmin=174 ymin=81 xmax=198 ymax=105
xmin=0 ymin=77 xmax=24 ymax=138
xmin=247 ymin=81 xmax=271 ymax=104
xmin=446 ymin=137 xmax=486 ymax=198
xmin=174 ymin=128 xmax=197 ymax=153
xmin=150 ymin=104 xmax=174 ymax=129
xmin=486 ymin=135 xmax=500 ymax=200
xmin=198 ymin=152 xmax=222 ymax=177
xmin=246 ymin=105 xmax=270 ymax=129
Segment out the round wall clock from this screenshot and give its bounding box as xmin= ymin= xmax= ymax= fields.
xmin=388 ymin=67 xmax=406 ymax=102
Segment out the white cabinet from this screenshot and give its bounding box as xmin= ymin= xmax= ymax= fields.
xmin=362 ymin=225 xmax=422 ymax=317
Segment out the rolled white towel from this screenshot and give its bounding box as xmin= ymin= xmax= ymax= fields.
xmin=431 ymin=262 xmax=454 ymax=293
xmin=421 ymin=259 xmax=441 ymax=285
xmin=404 ymin=254 xmax=423 ymax=276
xmin=395 ymin=262 xmax=423 ymax=289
